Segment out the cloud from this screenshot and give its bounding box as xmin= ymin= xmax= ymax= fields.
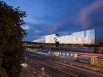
xmin=35 ymin=30 xmax=42 ymax=34
xmin=26 ymin=22 xmax=46 ymax=33
xmin=24 ymin=15 xmax=50 ymax=25
xmin=24 ymin=12 xmax=71 ymax=41
xmin=77 ymin=1 xmax=103 ymax=29
xmin=22 ymin=25 xmax=30 ymax=30
xmin=45 ymin=18 xmax=70 ymax=34
xmin=26 ymin=17 xmax=70 ymax=36
xmin=31 ymin=15 xmax=51 ymax=21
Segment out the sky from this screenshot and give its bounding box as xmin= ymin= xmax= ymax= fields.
xmin=3 ymin=0 xmax=103 ymax=41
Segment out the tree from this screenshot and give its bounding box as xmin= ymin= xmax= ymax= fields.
xmin=0 ymin=67 xmax=8 ymax=77
xmin=0 ymin=1 xmax=26 ymax=77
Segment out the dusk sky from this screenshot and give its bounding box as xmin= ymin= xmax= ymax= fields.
xmin=3 ymin=0 xmax=103 ymax=41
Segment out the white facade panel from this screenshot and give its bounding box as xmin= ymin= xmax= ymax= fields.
xmin=85 ymin=29 xmax=95 ymax=44
xmin=72 ymin=31 xmax=85 ymax=38
xmin=45 ymin=34 xmax=57 ymax=43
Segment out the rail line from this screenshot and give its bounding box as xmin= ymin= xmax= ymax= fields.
xmin=25 ymin=51 xmax=103 ymax=77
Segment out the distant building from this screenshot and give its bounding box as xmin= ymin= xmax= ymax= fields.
xmin=77 ymin=55 xmax=98 ymax=65
xmin=44 ymin=29 xmax=95 ymax=44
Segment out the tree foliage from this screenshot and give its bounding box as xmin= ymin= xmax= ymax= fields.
xmin=0 ymin=67 xmax=8 ymax=77
xmin=0 ymin=1 xmax=26 ymax=77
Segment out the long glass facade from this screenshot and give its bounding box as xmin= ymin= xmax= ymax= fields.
xmin=45 ymin=29 xmax=95 ymax=44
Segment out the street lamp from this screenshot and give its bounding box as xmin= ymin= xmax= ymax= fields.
xmin=41 ymin=67 xmax=45 ymax=76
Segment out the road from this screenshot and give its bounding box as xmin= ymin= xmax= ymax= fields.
xmin=25 ymin=51 xmax=103 ymax=77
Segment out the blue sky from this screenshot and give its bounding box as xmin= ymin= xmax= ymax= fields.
xmin=3 ymin=0 xmax=103 ymax=41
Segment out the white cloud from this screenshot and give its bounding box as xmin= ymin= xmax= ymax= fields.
xmin=77 ymin=1 xmax=103 ymax=28
xmin=24 ymin=15 xmax=48 ymax=25
xmin=22 ymin=25 xmax=30 ymax=30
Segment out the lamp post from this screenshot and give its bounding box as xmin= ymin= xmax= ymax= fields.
xmin=48 ymin=49 xmax=52 ymax=63
xmin=41 ymin=67 xmax=45 ymax=77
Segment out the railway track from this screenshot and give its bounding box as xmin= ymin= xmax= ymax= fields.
xmin=27 ymin=56 xmax=76 ymax=77
xmin=25 ymin=51 xmax=103 ymax=77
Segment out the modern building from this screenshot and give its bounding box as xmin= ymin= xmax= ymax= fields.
xmin=45 ymin=34 xmax=57 ymax=43
xmin=45 ymin=29 xmax=95 ymax=44
xmin=32 ymin=38 xmax=45 ymax=43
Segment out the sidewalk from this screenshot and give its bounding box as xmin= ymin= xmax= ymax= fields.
xmin=21 ymin=63 xmax=35 ymax=77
